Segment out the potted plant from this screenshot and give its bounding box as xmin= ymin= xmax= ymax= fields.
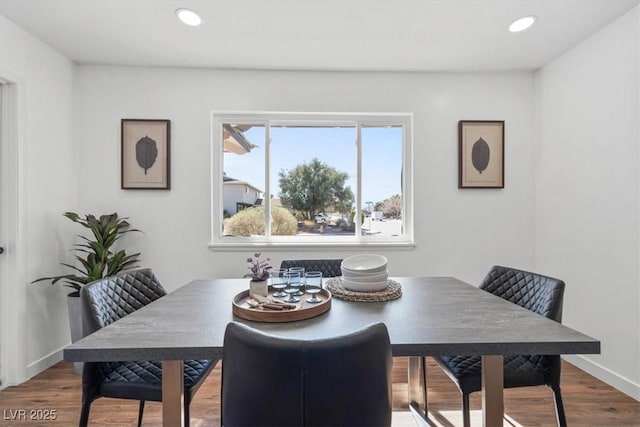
xmin=244 ymin=253 xmax=271 ymax=297
xmin=32 ymin=212 xmax=142 ymax=372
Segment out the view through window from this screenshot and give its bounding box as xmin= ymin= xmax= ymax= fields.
xmin=212 ymin=113 xmax=412 ymax=246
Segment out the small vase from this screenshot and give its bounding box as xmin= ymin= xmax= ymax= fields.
xmin=249 ymin=279 xmax=268 ymax=298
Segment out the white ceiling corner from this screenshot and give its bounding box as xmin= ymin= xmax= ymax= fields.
xmin=0 ymin=0 xmax=638 ymax=72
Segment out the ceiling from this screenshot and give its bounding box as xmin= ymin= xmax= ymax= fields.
xmin=1 ymin=0 xmax=638 ymax=72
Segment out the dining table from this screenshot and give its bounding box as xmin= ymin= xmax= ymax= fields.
xmin=64 ymin=276 xmax=600 ymax=427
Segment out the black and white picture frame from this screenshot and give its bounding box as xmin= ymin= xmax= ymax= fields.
xmin=458 ymin=120 xmax=504 ymax=188
xmin=121 ymin=119 xmax=171 ymax=189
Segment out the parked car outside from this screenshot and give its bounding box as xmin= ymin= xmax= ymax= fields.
xmin=314 ymin=213 xmax=328 ymax=222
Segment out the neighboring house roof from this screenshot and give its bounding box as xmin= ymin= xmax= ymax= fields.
xmin=223 ymin=124 xmax=257 ymax=154
xmin=223 ymin=178 xmax=263 ymax=194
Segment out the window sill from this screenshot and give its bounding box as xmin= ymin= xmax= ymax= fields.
xmin=208 ymin=239 xmax=415 ymax=252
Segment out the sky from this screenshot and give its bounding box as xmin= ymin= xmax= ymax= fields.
xmin=223 ymin=125 xmax=402 ymax=208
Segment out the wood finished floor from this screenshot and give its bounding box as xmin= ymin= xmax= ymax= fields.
xmin=0 ymin=358 xmax=638 ymax=426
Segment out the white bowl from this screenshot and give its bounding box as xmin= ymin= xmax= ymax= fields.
xmin=341 ymin=254 xmax=388 ymax=273
xmin=341 ymin=267 xmax=388 ymax=278
xmin=342 ymin=264 xmax=387 ymax=275
xmin=342 ymin=270 xmax=388 ymax=283
xmin=341 ymin=277 xmax=389 ymax=292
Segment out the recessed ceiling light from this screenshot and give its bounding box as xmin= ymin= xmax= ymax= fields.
xmin=175 ymin=8 xmax=202 ymax=26
xmin=509 ymin=15 xmax=537 ymax=33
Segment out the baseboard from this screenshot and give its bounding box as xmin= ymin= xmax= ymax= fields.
xmin=18 ymin=347 xmax=640 ymax=402
xmin=27 ymin=347 xmax=64 ymax=379
xmin=563 ymin=355 xmax=640 ymax=401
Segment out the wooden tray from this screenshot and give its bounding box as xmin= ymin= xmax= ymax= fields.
xmin=232 ymin=288 xmax=331 ymax=323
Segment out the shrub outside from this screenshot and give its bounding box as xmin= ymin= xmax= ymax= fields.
xmin=226 ymin=206 xmax=298 ymax=236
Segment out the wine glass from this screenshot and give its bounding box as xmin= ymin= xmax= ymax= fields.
xmin=304 ymin=271 xmax=323 ymax=303
xmin=288 ymin=267 xmax=305 ymax=296
xmin=283 ymin=271 xmax=301 ymax=303
xmin=270 ymin=268 xmax=288 ymax=298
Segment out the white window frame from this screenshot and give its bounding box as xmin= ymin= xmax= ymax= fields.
xmin=210 ymin=111 xmax=414 ymax=250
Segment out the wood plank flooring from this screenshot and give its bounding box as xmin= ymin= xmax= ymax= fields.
xmin=1 ymin=358 xmax=638 ymax=426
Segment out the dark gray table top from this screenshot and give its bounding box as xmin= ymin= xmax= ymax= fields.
xmin=64 ymin=277 xmax=600 ymax=362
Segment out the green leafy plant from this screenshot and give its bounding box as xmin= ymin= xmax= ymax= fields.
xmin=32 ymin=212 xmax=142 ymax=296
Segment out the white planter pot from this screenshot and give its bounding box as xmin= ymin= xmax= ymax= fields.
xmin=249 ymin=280 xmax=268 ymax=298
xmin=67 ymin=294 xmax=84 ymax=375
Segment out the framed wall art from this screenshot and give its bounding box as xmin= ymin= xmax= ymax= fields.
xmin=458 ymin=120 xmax=504 ymax=188
xmin=121 ymin=119 xmax=171 ymax=189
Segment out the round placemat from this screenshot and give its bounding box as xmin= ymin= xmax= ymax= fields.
xmin=325 ymin=278 xmax=402 ymax=302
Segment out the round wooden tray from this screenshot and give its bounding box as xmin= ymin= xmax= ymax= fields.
xmin=232 ymin=287 xmax=332 ymax=323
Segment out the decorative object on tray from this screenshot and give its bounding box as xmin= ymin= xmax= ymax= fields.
xmin=283 ymin=269 xmax=303 ymax=303
xmin=326 ymin=277 xmax=401 ymax=302
xmin=246 ymin=295 xmax=297 ymax=311
xmin=340 ymin=254 xmax=389 ymax=291
xmin=232 ymin=288 xmax=331 ymax=323
xmin=244 ymin=253 xmax=272 ymax=297
xmin=270 ymin=268 xmax=288 ymax=298
xmin=249 ymin=280 xmax=268 ymax=298
xmin=304 ymin=271 xmax=323 ymax=304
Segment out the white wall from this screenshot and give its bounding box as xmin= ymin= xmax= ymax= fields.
xmin=534 ymin=6 xmax=640 ymax=399
xmin=74 ymin=67 xmax=535 ymax=292
xmin=0 ymin=15 xmax=77 ymax=383
xmin=4 ymin=5 xmax=638 ymax=402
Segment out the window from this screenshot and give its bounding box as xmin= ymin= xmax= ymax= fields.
xmin=211 ymin=112 xmax=413 ymax=248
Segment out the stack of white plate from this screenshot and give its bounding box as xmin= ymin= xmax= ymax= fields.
xmin=340 ymin=254 xmax=389 ymax=292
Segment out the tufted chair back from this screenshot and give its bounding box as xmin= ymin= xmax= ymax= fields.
xmin=280 ymin=259 xmax=343 ymax=277
xmin=77 ymin=268 xmax=216 ymax=427
xmin=433 ymin=265 xmax=569 ymax=427
xmin=81 ymin=268 xmax=166 ymax=336
xmin=222 ymin=321 xmax=392 ymax=427
xmin=480 ymin=265 xmax=565 ymax=322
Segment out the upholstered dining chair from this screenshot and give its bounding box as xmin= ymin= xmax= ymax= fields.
xmin=280 ymin=258 xmax=343 ymax=277
xmin=79 ymin=268 xmax=218 ymax=427
xmin=432 ymin=265 xmax=567 ymax=427
xmin=221 ymin=321 xmax=393 ymax=427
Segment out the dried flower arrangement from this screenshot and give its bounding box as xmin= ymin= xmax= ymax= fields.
xmin=244 ymin=253 xmax=272 ymax=281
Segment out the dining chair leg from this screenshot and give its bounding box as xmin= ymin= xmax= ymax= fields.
xmin=462 ymin=393 xmax=471 ymax=427
xmin=78 ymin=401 xmax=91 ymax=427
xmin=184 ymin=399 xmax=190 ymax=427
xmin=552 ymin=386 xmax=567 ymax=427
xmin=137 ymin=400 xmax=145 ymax=427
xmin=421 ymin=356 xmax=428 ymax=411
